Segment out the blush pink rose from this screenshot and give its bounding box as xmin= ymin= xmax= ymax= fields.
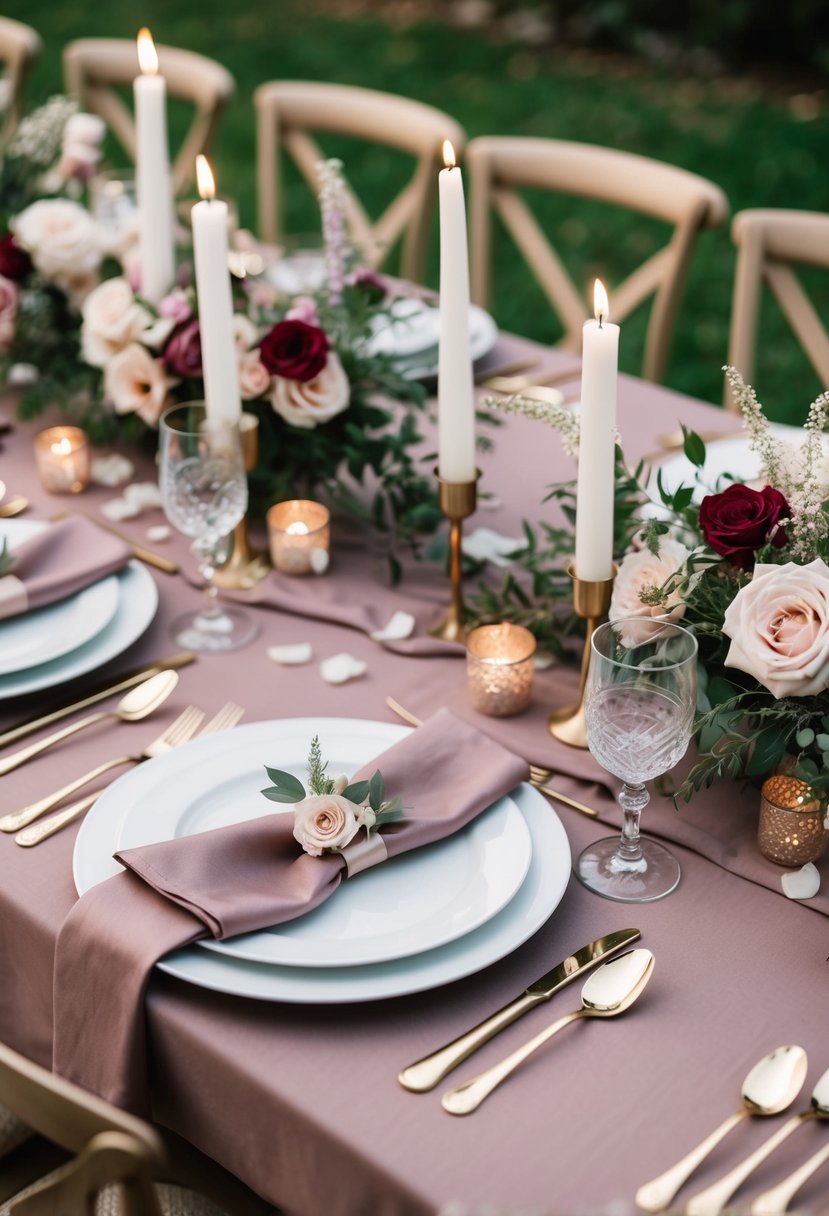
xmin=11 ymin=199 xmax=101 ymax=293
xmin=609 ymin=537 xmax=692 ymax=646
xmin=104 ymin=343 xmax=177 ymax=427
xmin=270 ymin=352 xmax=349 ymax=429
xmin=81 ymin=276 xmax=153 ymax=367
xmin=0 ymin=275 xmax=18 ymax=350
xmin=292 ymin=794 xmax=361 ymax=856
xmin=723 ymin=558 xmax=829 ymax=698
xmin=238 ymin=350 xmax=271 ymax=401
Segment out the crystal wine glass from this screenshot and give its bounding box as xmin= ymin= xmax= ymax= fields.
xmin=159 ymin=402 xmax=258 ymax=652
xmin=577 ymin=618 xmax=698 ymax=902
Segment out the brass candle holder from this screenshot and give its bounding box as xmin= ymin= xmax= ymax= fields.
xmin=213 ymin=412 xmax=271 ymax=590
xmin=548 ymin=561 xmax=617 ymax=749
xmin=429 ymin=468 xmax=480 ymax=643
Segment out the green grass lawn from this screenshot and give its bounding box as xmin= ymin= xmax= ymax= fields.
xmin=5 ymin=0 xmax=828 ymax=421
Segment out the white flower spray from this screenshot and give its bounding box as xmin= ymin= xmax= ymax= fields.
xmin=317 ymin=157 xmax=348 ymax=308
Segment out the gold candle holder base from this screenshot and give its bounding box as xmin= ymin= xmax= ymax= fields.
xmin=429 ymin=469 xmax=480 ymax=644
xmin=549 ymin=561 xmax=616 ymax=749
xmin=213 ymin=413 xmax=271 ymax=591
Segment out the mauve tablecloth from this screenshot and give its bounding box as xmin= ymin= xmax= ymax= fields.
xmin=0 ymin=342 xmax=826 ymax=1216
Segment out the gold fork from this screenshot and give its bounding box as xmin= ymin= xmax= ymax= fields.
xmin=384 ymin=697 xmax=598 ymax=819
xmin=13 ymin=702 xmax=245 ymax=847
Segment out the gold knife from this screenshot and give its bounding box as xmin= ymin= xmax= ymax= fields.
xmin=52 ymin=511 xmax=178 ymax=574
xmin=398 ymin=927 xmax=641 ymax=1092
xmin=0 ymin=652 xmax=196 ymax=749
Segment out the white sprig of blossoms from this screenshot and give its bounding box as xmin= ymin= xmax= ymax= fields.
xmin=317 ymin=157 xmax=348 ymax=308
xmin=485 ymin=392 xmax=582 ymax=458
xmin=9 ymin=95 xmax=77 ymax=167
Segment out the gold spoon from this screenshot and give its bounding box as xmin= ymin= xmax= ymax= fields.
xmin=0 ymin=670 xmax=180 ymax=786
xmin=751 ymin=1135 xmax=829 ymax=1214
xmin=685 ymin=1066 xmax=829 ymax=1216
xmin=441 ymin=948 xmax=654 ymax=1116
xmin=635 ymin=1045 xmax=808 ymax=1212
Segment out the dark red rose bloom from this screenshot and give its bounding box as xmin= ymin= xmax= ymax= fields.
xmin=698 ymin=483 xmax=790 ymax=568
xmin=0 ymin=233 xmax=32 ymax=282
xmin=163 ymin=320 xmax=203 ymax=379
xmin=259 ymin=319 xmax=328 ymax=382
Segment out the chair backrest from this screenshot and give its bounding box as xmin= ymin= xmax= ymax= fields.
xmin=466 ymin=135 xmax=729 ymax=383
xmin=254 ymin=80 xmax=466 ymax=283
xmin=726 ymin=208 xmax=829 ymax=408
xmin=63 ymin=38 xmax=235 ymax=195
xmin=0 ymin=1040 xmax=164 ymax=1216
xmin=0 ymin=18 xmax=42 ymax=140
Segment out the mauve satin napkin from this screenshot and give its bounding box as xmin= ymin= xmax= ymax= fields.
xmin=0 ymin=516 xmax=132 ymax=620
xmin=53 ymin=709 xmax=528 ymax=1112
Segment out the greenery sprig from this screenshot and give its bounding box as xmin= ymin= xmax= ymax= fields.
xmin=0 ymin=538 xmax=14 ymax=577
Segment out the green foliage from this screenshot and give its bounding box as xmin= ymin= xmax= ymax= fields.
xmin=0 ymin=538 xmax=14 ymax=576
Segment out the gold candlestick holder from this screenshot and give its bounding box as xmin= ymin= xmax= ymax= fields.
xmin=429 ymin=468 xmax=479 ymax=643
xmin=213 ymin=412 xmax=271 ymax=590
xmin=548 ymin=561 xmax=617 ymax=749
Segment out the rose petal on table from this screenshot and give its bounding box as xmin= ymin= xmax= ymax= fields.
xmin=91 ymin=453 xmax=135 ymax=487
xmin=101 ymin=496 xmax=140 ymax=521
xmin=146 ymin=525 xmax=170 ymax=542
xmin=533 ymin=651 xmax=555 ymax=670
xmin=320 ymin=653 xmax=367 ymax=685
xmin=781 ymin=862 xmax=821 ymax=900
xmin=370 ymin=611 xmax=416 ymax=642
xmin=268 ymin=643 xmax=313 ymax=665
xmin=462 ymin=526 xmax=527 ymax=567
xmin=310 ymin=548 xmax=330 ymax=574
xmin=124 ymin=482 xmax=164 ymax=511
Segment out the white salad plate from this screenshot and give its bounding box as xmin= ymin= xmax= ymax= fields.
xmin=74 ymin=719 xmax=571 ymax=1002
xmin=365 ymin=299 xmax=497 ymax=380
xmin=0 ymin=520 xmax=121 ymax=675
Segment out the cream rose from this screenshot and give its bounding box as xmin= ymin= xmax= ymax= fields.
xmin=11 ymin=199 xmax=101 ymax=293
xmin=723 ymin=559 xmax=829 ymax=698
xmin=270 ymin=352 xmax=349 ymax=429
xmin=232 ymin=313 xmax=259 ymax=353
xmin=0 ymin=275 xmax=18 ymax=350
xmin=103 ymin=343 xmax=176 ymax=427
xmin=609 ymin=537 xmax=692 ymax=646
xmin=239 ymin=350 xmax=271 ymax=401
xmin=292 ymin=793 xmax=361 ymax=857
xmin=81 ymin=277 xmax=153 ymax=367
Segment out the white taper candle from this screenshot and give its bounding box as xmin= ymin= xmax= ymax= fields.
xmin=134 ymin=28 xmax=175 ymax=305
xmin=191 ymin=155 xmax=241 ymax=424
xmin=437 ymin=140 xmax=476 ymax=484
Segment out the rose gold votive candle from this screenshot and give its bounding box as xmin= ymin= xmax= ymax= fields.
xmin=267 ymin=499 xmax=331 ymax=576
xmin=34 ymin=426 xmax=91 ymax=494
xmin=466 ymin=623 xmax=536 ymax=717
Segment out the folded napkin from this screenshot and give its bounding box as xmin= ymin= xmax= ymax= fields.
xmin=53 ymin=709 xmax=528 ymax=1112
xmin=0 ymin=516 xmax=132 ymax=621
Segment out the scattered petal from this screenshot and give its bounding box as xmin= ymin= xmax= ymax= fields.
xmin=321 ymin=653 xmax=367 ymax=685
xmin=146 ymin=524 xmax=170 ymax=542
xmin=101 ymin=497 xmax=140 ymax=521
xmin=267 ymin=643 xmax=313 ymax=666
xmin=781 ymin=863 xmax=821 ymax=900
xmin=309 ymin=547 xmax=330 ymax=574
xmin=533 ymin=651 xmax=555 ymax=670
xmin=90 ymin=453 xmax=134 ymax=487
xmin=124 ymin=481 xmax=163 ymax=511
xmin=8 ymin=363 xmax=38 ymax=386
xmin=462 ymin=526 xmax=528 ymax=568
xmin=370 ymin=610 xmax=416 ymax=642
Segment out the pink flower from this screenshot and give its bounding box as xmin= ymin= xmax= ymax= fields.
xmin=285 ymin=295 xmax=319 ymax=326
xmin=238 ymin=350 xmax=271 ymax=401
xmin=270 ymin=352 xmax=349 ymax=429
xmin=163 ymin=320 xmax=203 ymax=379
xmin=723 ymin=559 xmax=829 ymax=698
xmin=80 ymin=277 xmax=153 ymax=367
xmin=609 ymin=537 xmax=692 ymax=646
xmin=0 ymin=275 xmax=18 ymax=350
xmin=104 ymin=343 xmax=177 ymax=427
xmin=292 ymin=794 xmax=361 ymax=856
xmin=158 ymin=289 xmax=193 ymax=325
xmin=11 ymin=199 xmax=101 ymax=294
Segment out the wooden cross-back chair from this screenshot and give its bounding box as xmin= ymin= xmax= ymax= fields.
xmin=254 ymin=80 xmax=466 ymax=283
xmin=62 ymin=39 xmax=235 ymax=195
xmin=726 ymin=208 xmax=829 ymax=408
xmin=466 ymin=135 xmax=729 ymax=383
xmin=0 ymin=18 xmax=42 ymax=141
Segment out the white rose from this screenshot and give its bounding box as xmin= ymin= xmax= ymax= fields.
xmin=270 ymin=352 xmax=349 ymax=429
xmin=103 ymin=342 xmax=176 ymax=427
xmin=723 ymin=559 xmax=829 ymax=698
xmin=11 ymin=199 xmax=101 ymax=293
xmin=238 ymin=350 xmax=271 ymax=401
xmin=609 ymin=537 xmax=692 ymax=647
xmin=232 ymin=313 xmax=258 ymax=353
xmin=63 ymin=112 xmax=106 ymax=147
xmin=292 ymin=794 xmax=361 ymax=857
xmin=81 ymin=277 xmax=153 ymax=367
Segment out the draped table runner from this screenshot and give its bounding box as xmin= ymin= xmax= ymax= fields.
xmin=0 ymin=339 xmax=826 ymax=1215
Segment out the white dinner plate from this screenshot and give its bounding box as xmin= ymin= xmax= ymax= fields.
xmin=76 ymin=718 xmax=533 ymax=968
xmin=74 ymin=720 xmax=571 ymax=1003
xmin=0 ymin=554 xmax=158 ymax=701
xmin=0 ymin=520 xmax=121 ymax=675
xmin=365 ymin=301 xmax=497 ymax=380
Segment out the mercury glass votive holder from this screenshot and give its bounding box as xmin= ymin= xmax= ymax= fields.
xmin=34 ymin=426 xmax=91 ymax=494
xmin=267 ymin=499 xmax=331 ymax=576
xmin=758 ymin=774 xmax=828 ymax=866
xmin=466 ymin=623 xmax=537 ymax=717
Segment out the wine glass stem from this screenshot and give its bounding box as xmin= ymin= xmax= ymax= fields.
xmin=618 ymin=782 xmax=649 ymax=862
xmin=194 ymin=542 xmax=222 ymax=620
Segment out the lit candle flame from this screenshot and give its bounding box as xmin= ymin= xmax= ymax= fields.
xmin=137 ymin=27 xmax=159 ymax=76
xmin=196 ymin=154 xmax=216 ymax=201
xmin=593 ymin=278 xmax=609 ymax=324
xmin=442 ymin=140 xmax=456 ymax=170
xmin=52 ymin=437 xmax=73 ymax=457
xmin=286 ymin=521 xmax=310 ymax=536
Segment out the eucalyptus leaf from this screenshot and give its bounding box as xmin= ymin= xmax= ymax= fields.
xmin=682 ymin=427 xmax=707 ymax=468
xmin=342 ymin=779 xmax=370 ymax=804
xmin=263 ymin=768 xmax=306 ymax=802
xmin=369 ymin=769 xmax=385 ymax=811
xmin=797 ymin=728 xmax=816 ymax=748
xmin=261 ymin=786 xmax=305 ymax=804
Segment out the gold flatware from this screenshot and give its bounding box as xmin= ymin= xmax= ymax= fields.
xmin=0 ymin=671 xmax=179 ymax=781
xmin=3 ymin=706 xmax=205 ymax=835
xmin=655 ymin=426 xmax=741 ymax=452
xmin=474 ymin=358 xmax=538 ymax=384
xmin=480 ymin=365 xmax=581 ymax=393
xmin=441 ymin=949 xmax=654 ymax=1115
xmin=384 ymin=697 xmax=599 ymax=819
xmin=15 ymin=701 xmax=245 ymax=846
xmin=0 ymin=651 xmax=196 ymax=750
xmin=751 ymin=1138 xmax=829 ymax=1215
xmin=635 ymin=1045 xmax=808 ymax=1213
xmin=51 ymin=510 xmax=178 ymax=574
xmin=398 ymin=927 xmax=640 ymax=1093
xmin=685 ymin=1067 xmax=829 ymax=1216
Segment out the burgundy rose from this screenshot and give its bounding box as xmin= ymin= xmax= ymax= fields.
xmin=163 ymin=320 xmax=203 ymax=379
xmin=259 ymin=318 xmax=328 ymax=382
xmin=0 ymin=233 xmax=32 ymax=282
xmin=699 ymin=483 xmax=790 ymax=569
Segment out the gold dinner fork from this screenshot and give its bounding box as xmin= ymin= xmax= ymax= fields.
xmin=13 ymin=701 xmax=245 ymax=847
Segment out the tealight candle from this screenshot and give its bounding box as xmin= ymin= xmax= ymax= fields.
xmin=34 ymin=427 xmax=91 ymax=494
xmin=267 ymin=500 xmax=331 ymax=576
xmin=466 ymin=623 xmax=536 ymax=717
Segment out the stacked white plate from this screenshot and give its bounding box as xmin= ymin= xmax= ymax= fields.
xmin=73 ymin=718 xmax=571 ymax=1003
xmin=364 ymin=298 xmax=497 ymax=380
xmin=0 ymin=519 xmax=159 ymax=701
